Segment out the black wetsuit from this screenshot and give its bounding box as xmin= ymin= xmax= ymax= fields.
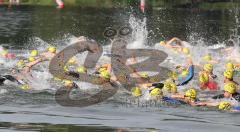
xmin=0 ymin=75 xmax=18 ymax=85
xmin=212 ymin=93 xmax=240 ymax=102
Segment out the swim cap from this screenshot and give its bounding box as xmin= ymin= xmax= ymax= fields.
xmin=28 ymin=57 xmax=35 ymax=62
xmin=163 ymin=80 xmax=177 ymax=93
xmin=64 ymin=80 xmax=73 ymax=87
xmin=54 ymin=77 xmax=62 ymax=81
xmin=168 ymin=71 xmax=178 ymax=80
xmin=98 ymin=67 xmax=107 ymax=73
xmin=131 ymin=87 xmax=142 ymax=97
xmin=199 ymin=72 xmax=209 ymax=83
xmin=226 ymin=62 xmax=235 ymax=71
xmin=224 ymin=82 xmax=236 ymax=94
xmin=68 ymin=57 xmax=77 ymax=65
xmin=1 ymin=49 xmax=8 ymax=56
xmin=76 ymin=66 xmax=87 ymax=73
xmin=218 ymin=101 xmax=231 ymax=111
xmin=30 ymin=50 xmax=38 ymax=57
xmin=224 ymin=70 xmax=234 ymax=79
xmin=203 ymin=54 xmax=212 ymax=61
xmin=48 ymin=46 xmax=56 ymax=53
xmin=17 ymin=60 xmax=25 ymax=68
xmin=150 ymin=88 xmax=163 ymax=97
xmin=64 ymin=65 xmax=69 ymax=72
xmin=140 ymin=72 xmax=149 ymax=79
xmin=185 ymin=88 xmax=197 ymax=100
xmin=100 ymin=70 xmax=111 ymax=80
xmin=21 ymin=84 xmax=30 ymax=90
xmin=182 ymin=48 xmax=190 ymax=55
xmin=159 ymin=41 xmax=166 ymax=45
xmin=181 ymin=69 xmax=189 ymax=77
xmin=203 ymin=63 xmax=213 ymax=72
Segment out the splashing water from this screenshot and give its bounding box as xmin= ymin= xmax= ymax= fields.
xmin=128 ymin=15 xmax=148 ymax=49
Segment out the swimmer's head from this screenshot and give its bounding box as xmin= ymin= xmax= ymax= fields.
xmin=218 ymin=101 xmax=231 ymax=111
xmin=63 ymin=80 xmax=74 ymax=88
xmin=48 ymin=46 xmax=56 ymax=53
xmin=150 ymin=88 xmax=163 ymax=97
xmin=203 ymin=54 xmax=212 ymax=62
xmin=131 ymin=87 xmax=142 ymax=97
xmin=100 ymin=70 xmax=111 ymax=80
xmin=168 ymin=71 xmax=178 ymax=80
xmin=98 ymin=67 xmax=107 ymax=73
xmin=67 ymin=57 xmax=77 ymax=65
xmin=163 ymin=80 xmax=177 ymax=93
xmin=159 ymin=41 xmax=166 ymax=45
xmin=185 ymin=88 xmax=197 ymax=101
xmin=181 ymin=69 xmax=189 ymax=77
xmin=30 ymin=50 xmax=38 ymax=57
xmin=0 ymin=49 xmax=8 ymax=56
xmin=226 ymin=62 xmax=235 ymax=71
xmin=64 ymin=65 xmax=69 ymax=72
xmin=203 ymin=63 xmax=213 ymax=72
xmin=182 ymin=48 xmax=190 ymax=55
xmin=76 ymin=66 xmax=87 ymax=74
xmin=17 ymin=60 xmax=25 ymax=68
xmin=140 ymin=72 xmax=149 ymax=79
xmin=199 ymin=72 xmax=209 ymax=84
xmin=28 ymin=57 xmax=35 ymax=62
xmin=224 ymin=83 xmax=236 ymax=97
xmin=20 ymin=84 xmax=30 ymax=90
xmin=224 ymin=70 xmax=234 ymax=79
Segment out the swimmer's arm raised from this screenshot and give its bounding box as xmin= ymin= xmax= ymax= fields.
xmin=166 ymin=37 xmax=182 ymax=46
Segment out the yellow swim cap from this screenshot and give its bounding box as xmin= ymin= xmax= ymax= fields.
xmin=181 ymin=69 xmax=189 ymax=77
xmin=168 ymin=71 xmax=178 ymax=80
xmin=218 ymin=101 xmax=231 ymax=111
xmin=140 ymin=72 xmax=149 ymax=79
xmin=64 ymin=65 xmax=69 ymax=72
xmin=203 ymin=54 xmax=212 ymax=61
xmin=100 ymin=70 xmax=111 ymax=80
xmin=98 ymin=67 xmax=107 ymax=73
xmin=224 ymin=70 xmax=234 ymax=79
xmin=68 ymin=57 xmax=77 ymax=65
xmin=17 ymin=60 xmax=25 ymax=68
xmin=163 ymin=81 xmax=177 ymax=93
xmin=226 ymin=62 xmax=235 ymax=71
xmin=185 ymin=88 xmax=197 ymax=100
xmin=28 ymin=57 xmax=35 ymax=62
xmin=224 ymin=82 xmax=236 ymax=94
xmin=48 ymin=46 xmax=56 ymax=53
xmin=21 ymin=84 xmax=30 ymax=90
xmin=199 ymin=72 xmax=209 ymax=83
xmin=63 ymin=80 xmax=73 ymax=87
xmin=54 ymin=77 xmax=62 ymax=81
xmin=182 ymin=48 xmax=190 ymax=55
xmin=160 ymin=41 xmax=166 ymax=45
xmin=150 ymin=88 xmax=163 ymax=97
xmin=76 ymin=66 xmax=87 ymax=73
xmin=203 ymin=63 xmax=213 ymax=72
xmin=30 ymin=50 xmax=38 ymax=57
xmin=131 ymin=87 xmax=142 ymax=97
xmin=1 ymin=49 xmax=8 ymax=56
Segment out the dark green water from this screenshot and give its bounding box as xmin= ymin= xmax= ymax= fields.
xmin=0 ymin=4 xmax=239 ymax=48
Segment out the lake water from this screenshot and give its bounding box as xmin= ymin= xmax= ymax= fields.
xmin=0 ymin=4 xmax=240 ymax=132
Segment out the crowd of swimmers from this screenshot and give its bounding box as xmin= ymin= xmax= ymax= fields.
xmin=0 ymin=36 xmax=240 ymax=112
